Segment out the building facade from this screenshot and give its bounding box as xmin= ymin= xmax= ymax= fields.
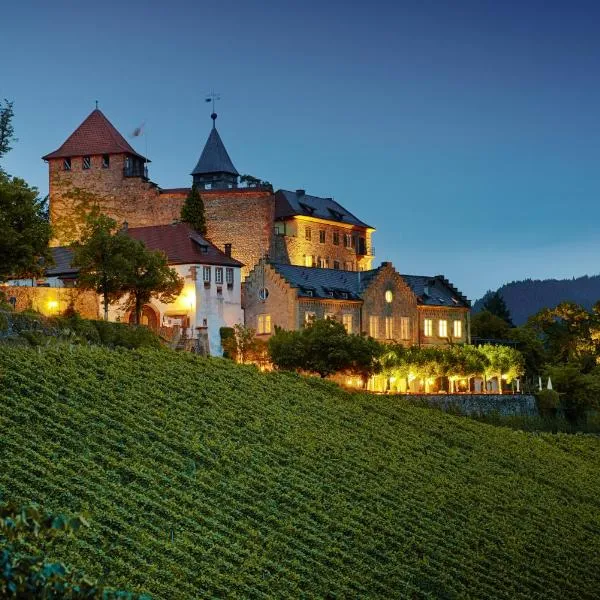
xmin=244 ymin=260 xmax=470 ymax=345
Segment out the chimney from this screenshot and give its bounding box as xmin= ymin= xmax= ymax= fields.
xmin=296 ymin=189 xmax=305 ymax=196
xmin=224 ymin=243 xmax=232 ymax=257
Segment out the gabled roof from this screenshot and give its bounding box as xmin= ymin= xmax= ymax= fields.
xmin=270 ymin=263 xmax=382 ymax=300
xmin=42 ymin=109 xmax=147 ymax=161
xmin=127 ymin=222 xmax=242 ymax=267
xmin=191 ymin=126 xmax=239 ymax=176
xmin=401 ymin=274 xmax=470 ymax=308
xmin=274 ymin=190 xmax=373 ymax=229
xmin=269 ymin=262 xmax=470 ymax=307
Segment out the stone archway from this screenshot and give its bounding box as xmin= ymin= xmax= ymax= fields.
xmin=129 ymin=304 xmax=159 ymax=331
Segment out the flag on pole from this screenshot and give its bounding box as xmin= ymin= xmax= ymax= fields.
xmin=130 ymin=122 xmax=145 ymax=138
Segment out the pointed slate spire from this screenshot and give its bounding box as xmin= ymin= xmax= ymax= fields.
xmin=191 ymin=113 xmax=239 ymax=190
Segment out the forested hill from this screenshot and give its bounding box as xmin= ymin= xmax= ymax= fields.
xmin=474 ymin=274 xmax=600 ymax=324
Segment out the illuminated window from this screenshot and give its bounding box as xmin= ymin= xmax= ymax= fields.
xmin=453 ymin=320 xmax=462 ymax=338
xmin=225 ymin=268 xmax=234 ymax=285
xmin=82 ymin=156 xmax=91 ymax=169
xmin=369 ymin=315 xmax=379 ymax=338
xmin=63 ymin=158 xmax=71 ymax=171
xmin=385 ymin=316 xmax=393 ymax=339
xmin=325 ymin=312 xmax=335 ymax=320
xmin=305 ymin=227 xmax=312 ymax=241
xmin=424 ymin=318 xmax=433 ymax=337
xmin=342 ymin=313 xmax=352 ymax=333
xmin=215 ymin=267 xmax=223 ymax=284
xmin=439 ymin=319 xmax=448 ymax=338
xmin=385 ymin=290 xmax=393 ymax=303
xmin=202 ymin=266 xmax=211 ymax=282
xmin=333 ymin=231 xmax=340 ymax=245
xmin=102 ymin=154 xmax=110 ymax=168
xmin=304 ymin=255 xmax=312 ymax=267
xmin=318 ymin=257 xmax=327 ymax=268
xmin=400 ymin=316 xmax=410 ymax=340
xmin=344 ymin=234 xmax=352 ymax=248
xmin=305 ymin=311 xmax=316 ymax=325
xmin=257 ymin=314 xmax=271 ymax=334
xmin=319 ymin=230 xmax=326 ymax=243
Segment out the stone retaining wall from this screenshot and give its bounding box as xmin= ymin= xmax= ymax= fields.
xmin=405 ymin=394 xmax=537 ymax=416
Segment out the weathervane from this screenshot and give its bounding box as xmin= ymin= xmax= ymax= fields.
xmin=205 ymin=90 xmax=221 ymax=126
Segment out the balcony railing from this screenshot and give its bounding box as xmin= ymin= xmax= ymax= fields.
xmin=123 ymin=165 xmax=148 ymax=179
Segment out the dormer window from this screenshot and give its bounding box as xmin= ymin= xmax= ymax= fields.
xmin=102 ymin=154 xmax=110 ymax=168
xmin=82 ymin=156 xmax=91 ymax=170
xmin=63 ymin=158 xmax=71 ymax=171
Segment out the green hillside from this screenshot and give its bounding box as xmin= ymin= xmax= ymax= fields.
xmin=1 ymin=345 xmax=599 ymax=599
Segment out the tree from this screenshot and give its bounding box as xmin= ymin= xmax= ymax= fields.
xmin=0 ymin=99 xmax=15 ymax=163
xmin=471 ymin=310 xmax=511 ymax=340
xmin=71 ymin=210 xmax=131 ymax=320
xmin=180 ymin=185 xmax=207 ymax=235
xmin=121 ymin=240 xmax=183 ymax=325
xmin=239 ymin=174 xmax=273 ymax=192
xmin=269 ymin=319 xmax=383 ymax=380
xmin=482 ymin=291 xmax=513 ymax=325
xmin=0 ymin=172 xmax=53 ymax=281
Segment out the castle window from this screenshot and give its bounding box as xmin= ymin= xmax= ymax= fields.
xmin=304 ymin=311 xmax=316 ymax=325
xmin=333 ymin=232 xmax=340 ymax=245
xmin=385 ymin=290 xmax=393 ymax=303
xmin=318 ymin=257 xmax=327 ymax=268
xmin=225 ymin=268 xmax=234 ymax=285
xmin=258 ymin=287 xmax=269 ymax=301
xmin=369 ymin=315 xmax=379 ymax=338
xmin=453 ymin=320 xmax=462 ymax=338
xmin=344 ymin=234 xmax=352 ymax=248
xmin=333 ymin=260 xmax=340 ymax=270
xmin=319 ymin=230 xmax=326 ymax=243
xmin=63 ymin=158 xmax=71 ymax=171
xmin=257 ymin=314 xmax=272 ymax=334
xmin=215 ymin=267 xmax=223 ymax=285
xmin=325 ymin=312 xmax=335 ymax=320
xmin=385 ymin=317 xmax=394 ymax=340
xmin=305 ymin=227 xmax=312 ymax=241
xmin=102 ymin=154 xmax=110 ymax=168
xmin=400 ymin=317 xmax=410 ymax=340
xmin=439 ymin=319 xmax=448 ymax=338
xmin=342 ymin=313 xmax=353 ymax=333
xmin=82 ymin=156 xmax=91 ymax=170
xmin=424 ymin=318 xmax=433 ymax=337
xmin=203 ymin=266 xmax=211 ymax=283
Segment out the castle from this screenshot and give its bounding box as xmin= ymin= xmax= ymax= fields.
xmin=27 ymin=107 xmax=471 ymax=354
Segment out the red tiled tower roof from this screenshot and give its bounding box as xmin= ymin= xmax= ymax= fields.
xmin=42 ymin=109 xmax=148 ymax=161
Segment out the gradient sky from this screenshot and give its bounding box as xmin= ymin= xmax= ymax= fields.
xmin=3 ymin=0 xmax=600 ymax=300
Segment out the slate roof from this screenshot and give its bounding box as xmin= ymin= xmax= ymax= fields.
xmin=269 ymin=263 xmax=469 ymax=307
xmin=42 ymin=109 xmax=147 ymax=161
xmin=191 ymin=127 xmax=239 ymax=176
xmin=127 ymin=223 xmax=242 ymax=267
xmin=270 ymin=263 xmax=381 ymax=300
xmin=399 ymin=275 xmax=470 ymax=307
xmin=274 ymin=190 xmax=373 ymax=229
xmin=45 ymin=247 xmax=78 ymax=277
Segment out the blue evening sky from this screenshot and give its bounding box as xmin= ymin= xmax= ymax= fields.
xmin=3 ymin=0 xmax=600 ymax=300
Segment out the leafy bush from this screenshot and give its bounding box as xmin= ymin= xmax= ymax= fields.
xmin=0 ymin=312 xmax=8 ymax=333
xmin=536 ymin=388 xmax=560 ymax=416
xmin=219 ymin=326 xmax=235 ymax=359
xmin=0 ymin=502 xmax=150 ymax=598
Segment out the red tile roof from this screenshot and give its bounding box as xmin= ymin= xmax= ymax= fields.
xmin=127 ymin=222 xmax=242 ymax=267
xmin=42 ymin=109 xmax=147 ymax=161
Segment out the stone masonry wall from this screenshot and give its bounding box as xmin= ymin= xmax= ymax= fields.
xmin=417 ymin=306 xmax=470 ymax=346
xmin=271 ymin=218 xmax=374 ymax=271
xmin=406 ymin=394 xmax=537 ymax=416
xmin=2 ymin=286 xmax=99 ymax=319
xmin=243 ymin=260 xmax=297 ymax=336
xmin=361 ymin=263 xmax=419 ymax=344
xmin=203 ymin=190 xmax=274 ymax=280
xmin=48 ymin=155 xmax=183 ymax=245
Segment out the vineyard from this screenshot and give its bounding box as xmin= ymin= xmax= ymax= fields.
xmin=0 ymin=345 xmax=599 ymax=599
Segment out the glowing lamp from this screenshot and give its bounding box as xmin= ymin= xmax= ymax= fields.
xmin=47 ymin=300 xmax=58 ymax=313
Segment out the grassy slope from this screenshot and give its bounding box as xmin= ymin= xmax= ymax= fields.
xmin=0 ymin=345 xmax=599 ymax=599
